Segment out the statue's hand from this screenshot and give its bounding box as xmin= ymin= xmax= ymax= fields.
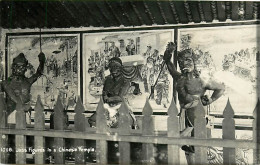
xmin=163 ymin=42 xmax=176 ymax=62
xmin=201 ymin=95 xmax=213 ymax=106
xmin=38 ymin=52 xmax=46 ymax=63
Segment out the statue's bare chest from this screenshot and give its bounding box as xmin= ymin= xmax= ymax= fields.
xmin=7 ymin=80 xmax=31 ymax=96
xmin=177 ymin=77 xmax=205 ymax=95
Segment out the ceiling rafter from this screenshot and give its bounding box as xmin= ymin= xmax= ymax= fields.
xmin=253 ymin=2 xmax=258 ymax=20
xmin=105 ymin=1 xmax=122 ymax=26
xmin=14 ymin=2 xmax=34 ymax=28
xmin=184 ymin=1 xmax=193 ymax=23
xmin=210 ymin=1 xmax=218 ymax=21
xmin=157 ymin=0 xmax=168 ymax=24
xmin=169 ymin=1 xmax=180 ymax=24
xmin=238 ymin=1 xmax=245 ymax=20
xmin=68 ymin=1 xmax=89 ymax=27
xmin=24 ymin=2 xmax=46 ymax=27
xmin=143 ymin=1 xmax=155 ymax=24
xmin=38 ymin=1 xmax=57 ymax=28
xmin=119 ymin=1 xmax=133 ymax=26
xmin=61 ymin=2 xmax=81 ymax=27
xmin=58 ymin=2 xmax=78 ymax=26
xmin=82 ymin=2 xmax=102 ymax=27
xmin=197 ymin=1 xmax=205 ymax=22
xmin=47 ymin=2 xmax=72 ymax=27
xmin=95 ymin=2 xmax=112 ymax=27
xmin=225 ymin=1 xmax=232 ymax=20
xmin=130 ymin=1 xmax=144 ymax=25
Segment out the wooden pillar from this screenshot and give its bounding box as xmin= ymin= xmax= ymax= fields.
xmin=96 ymin=98 xmax=108 ymax=164
xmin=167 ymin=97 xmax=180 ymax=165
xmin=34 ymin=96 xmax=45 ymax=164
xmin=222 ymin=99 xmax=236 ymax=165
xmin=194 ymin=101 xmax=207 ymax=165
xmin=142 ymin=99 xmax=155 ymax=164
xmin=74 ymin=97 xmax=86 ymax=164
xmin=118 ymin=99 xmax=131 ymax=165
xmin=53 ymin=96 xmax=66 ymax=164
xmin=0 ymin=93 xmax=8 ymax=164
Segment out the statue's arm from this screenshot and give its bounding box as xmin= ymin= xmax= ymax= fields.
xmin=203 ymin=79 xmax=225 ymax=105
xmin=165 ymin=60 xmax=181 ymax=80
xmin=28 ymin=52 xmax=46 ymax=84
xmin=163 ymin=48 xmax=181 ymax=80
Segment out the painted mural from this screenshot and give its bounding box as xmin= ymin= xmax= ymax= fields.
xmin=84 ymin=30 xmax=174 ymax=111
xmin=8 ymin=34 xmax=79 ymax=109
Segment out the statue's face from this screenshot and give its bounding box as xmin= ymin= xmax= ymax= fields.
xmin=178 ymin=53 xmax=195 ymax=74
xmin=12 ymin=63 xmax=27 ymax=76
xmin=109 ymin=63 xmax=122 ymax=78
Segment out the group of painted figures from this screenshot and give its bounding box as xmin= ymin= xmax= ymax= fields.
xmin=2 ymin=42 xmax=225 ymax=164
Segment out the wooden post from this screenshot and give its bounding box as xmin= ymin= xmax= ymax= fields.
xmin=118 ymin=99 xmax=131 ymax=165
xmin=194 ymin=101 xmax=207 ymax=165
xmin=222 ymin=99 xmax=236 ymax=165
xmin=74 ymin=97 xmax=86 ymax=164
xmin=53 ymin=95 xmax=65 ymax=164
xmin=0 ymin=93 xmax=8 ymax=164
xmin=15 ymin=101 xmax=27 ymax=164
xmin=167 ymin=97 xmax=180 ymax=165
xmin=253 ymin=99 xmax=260 ymax=164
xmin=142 ymin=98 xmax=155 ymax=164
xmin=34 ymin=96 xmax=45 ymax=164
xmin=96 ymin=98 xmax=107 ymax=164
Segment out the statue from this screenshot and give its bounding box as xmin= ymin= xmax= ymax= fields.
xmin=88 ymin=57 xmax=138 ymax=128
xmin=163 ymin=42 xmax=225 ymax=162
xmin=1 ymin=52 xmax=45 ymax=119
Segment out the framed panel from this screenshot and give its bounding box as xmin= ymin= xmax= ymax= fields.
xmin=7 ymin=34 xmax=80 ymax=109
xmin=83 ymin=29 xmax=174 ymax=112
xmin=178 ymin=25 xmax=258 ymax=115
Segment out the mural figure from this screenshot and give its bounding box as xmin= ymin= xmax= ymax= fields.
xmin=163 ymin=42 xmax=225 ymax=163
xmin=1 ymin=52 xmax=45 ymax=120
xmin=126 ymin=39 xmax=135 ymax=55
xmin=108 ymin=41 xmax=120 ymax=57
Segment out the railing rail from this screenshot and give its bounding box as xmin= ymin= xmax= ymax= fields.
xmin=0 ymin=94 xmax=258 ymax=164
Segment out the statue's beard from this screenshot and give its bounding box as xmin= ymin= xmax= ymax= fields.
xmin=181 ymin=66 xmax=194 ymax=74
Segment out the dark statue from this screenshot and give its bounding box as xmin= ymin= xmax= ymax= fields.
xmin=163 ymin=42 xmax=225 ymax=160
xmin=164 ymin=43 xmax=225 ymax=109
xmin=1 ymin=52 xmax=45 ymax=117
xmin=88 ymin=57 xmax=137 ymax=128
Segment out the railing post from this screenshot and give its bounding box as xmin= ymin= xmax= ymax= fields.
xmin=253 ymin=99 xmax=260 ymax=164
xmin=53 ymin=95 xmax=66 ymax=164
xmin=142 ymin=98 xmax=155 ymax=164
xmin=74 ymin=97 xmax=86 ymax=164
xmin=222 ymin=99 xmax=236 ymax=165
xmin=96 ymin=97 xmax=108 ymax=164
xmin=167 ymin=97 xmax=180 ymax=165
xmin=34 ymin=95 xmax=45 ymax=164
xmin=0 ymin=93 xmax=8 ymax=164
xmin=118 ymin=99 xmax=131 ymax=165
xmin=194 ymin=101 xmax=207 ymax=165
xmin=15 ymin=101 xmax=27 ymax=164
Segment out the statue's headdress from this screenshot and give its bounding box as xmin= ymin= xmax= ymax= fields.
xmin=108 ymin=57 xmax=122 ymax=67
xmin=177 ymin=49 xmax=194 ymax=62
xmin=13 ymin=53 xmax=28 ymax=65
